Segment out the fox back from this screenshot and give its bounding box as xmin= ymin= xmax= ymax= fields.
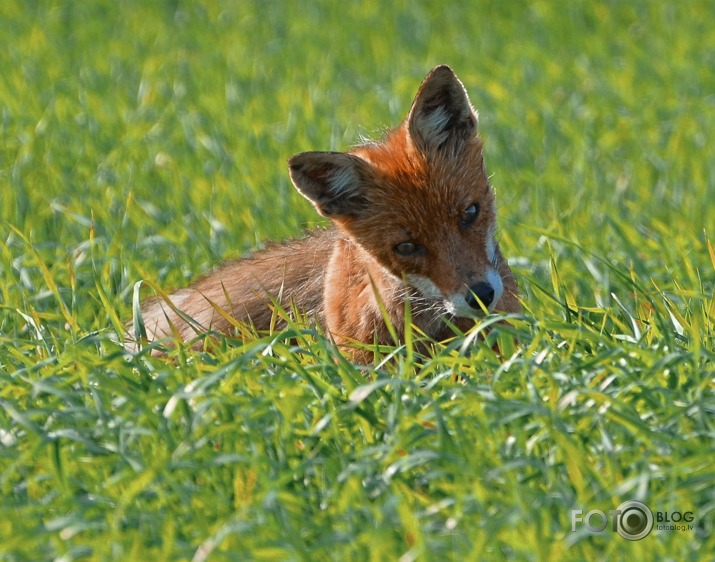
xmin=127 ymin=65 xmax=519 ymax=358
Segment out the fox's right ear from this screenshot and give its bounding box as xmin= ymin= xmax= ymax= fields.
xmin=288 ymin=152 xmax=373 ymax=218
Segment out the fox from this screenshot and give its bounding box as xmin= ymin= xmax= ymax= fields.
xmin=127 ymin=65 xmax=520 ymax=360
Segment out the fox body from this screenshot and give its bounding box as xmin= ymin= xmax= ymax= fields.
xmin=129 ymin=66 xmax=519 ymax=358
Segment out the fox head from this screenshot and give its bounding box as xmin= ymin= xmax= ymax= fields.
xmin=289 ymin=65 xmax=511 ymax=317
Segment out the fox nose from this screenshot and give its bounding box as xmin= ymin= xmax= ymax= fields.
xmin=466 ymin=282 xmax=495 ymax=310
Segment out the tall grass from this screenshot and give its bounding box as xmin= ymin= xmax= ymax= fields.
xmin=1 ymin=1 xmax=713 ymax=560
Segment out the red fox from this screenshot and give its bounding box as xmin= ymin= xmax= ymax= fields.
xmin=127 ymin=65 xmax=520 ymax=359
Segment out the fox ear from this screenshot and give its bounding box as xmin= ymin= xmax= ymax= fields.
xmin=407 ymin=65 xmax=478 ymax=156
xmin=288 ymin=152 xmax=372 ymax=218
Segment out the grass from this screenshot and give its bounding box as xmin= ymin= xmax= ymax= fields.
xmin=1 ymin=0 xmax=713 ymax=560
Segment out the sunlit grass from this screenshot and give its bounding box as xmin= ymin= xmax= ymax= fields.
xmin=1 ymin=0 xmax=713 ymax=560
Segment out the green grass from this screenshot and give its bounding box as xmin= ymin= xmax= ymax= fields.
xmin=1 ymin=0 xmax=714 ymax=560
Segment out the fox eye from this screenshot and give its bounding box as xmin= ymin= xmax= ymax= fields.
xmin=394 ymin=241 xmax=423 ymax=256
xmin=459 ymin=203 xmax=480 ymax=228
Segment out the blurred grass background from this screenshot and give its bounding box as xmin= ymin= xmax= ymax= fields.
xmin=0 ymin=0 xmax=713 ymax=560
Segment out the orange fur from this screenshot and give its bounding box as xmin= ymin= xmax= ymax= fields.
xmin=126 ymin=66 xmax=520 ymax=359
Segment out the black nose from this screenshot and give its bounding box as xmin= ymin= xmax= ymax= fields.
xmin=466 ymin=282 xmax=495 ymax=310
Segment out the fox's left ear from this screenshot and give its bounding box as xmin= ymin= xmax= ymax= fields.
xmin=407 ymin=65 xmax=478 ymax=156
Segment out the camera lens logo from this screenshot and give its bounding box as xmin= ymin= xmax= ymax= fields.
xmin=615 ymin=500 xmax=654 ymax=540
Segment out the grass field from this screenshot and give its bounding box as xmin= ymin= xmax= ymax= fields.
xmin=1 ymin=0 xmax=714 ymax=560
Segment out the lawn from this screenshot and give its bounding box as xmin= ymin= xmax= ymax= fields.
xmin=1 ymin=0 xmax=713 ymax=560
